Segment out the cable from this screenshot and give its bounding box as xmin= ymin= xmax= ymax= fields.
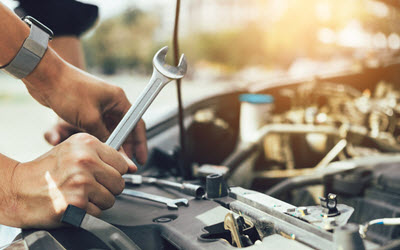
xmin=265 ymin=175 xmax=322 ymax=197
xmin=173 ymin=0 xmax=189 ymax=179
xmin=359 ymin=218 xmax=400 ymax=238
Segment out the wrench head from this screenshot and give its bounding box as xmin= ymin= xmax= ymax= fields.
xmin=153 ymin=46 xmax=187 ymax=80
xmin=165 ymin=203 xmax=179 ymax=210
xmin=166 ymin=199 xmax=189 ymax=210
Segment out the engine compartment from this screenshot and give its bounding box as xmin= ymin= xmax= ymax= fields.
xmin=183 ymin=61 xmax=400 ymax=247
xmin=14 ymin=62 xmax=400 ymax=249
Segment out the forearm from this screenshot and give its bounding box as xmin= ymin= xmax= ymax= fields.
xmin=0 ymin=153 xmax=20 ymax=227
xmin=0 ymin=4 xmax=29 ymax=65
xmin=0 ymin=3 xmax=147 ymax=163
xmin=50 ymin=37 xmax=86 ymax=69
xmin=0 ymin=3 xmax=67 ymax=107
xmin=22 ymin=48 xmax=67 ymax=107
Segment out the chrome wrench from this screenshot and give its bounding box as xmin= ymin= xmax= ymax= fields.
xmin=123 ymin=174 xmax=205 ymax=198
xmin=106 ymin=46 xmax=187 ymax=150
xmin=122 ymin=189 xmax=188 ymax=209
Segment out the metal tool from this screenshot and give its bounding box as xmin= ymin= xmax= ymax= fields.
xmin=62 ymin=205 xmax=141 ymax=250
xmin=224 ymin=212 xmax=244 ymax=248
xmin=106 ymin=46 xmax=187 ymax=150
xmin=123 ymin=174 xmax=205 ymax=198
xmin=122 ymin=189 xmax=189 ymax=210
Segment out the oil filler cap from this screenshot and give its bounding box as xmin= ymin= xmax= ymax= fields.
xmin=206 ymin=174 xmax=228 ymax=198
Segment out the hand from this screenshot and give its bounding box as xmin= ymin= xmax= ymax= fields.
xmin=44 ymin=117 xmax=147 ymax=168
xmin=23 ymin=55 xmax=148 ymax=165
xmin=9 ymin=133 xmax=134 ymax=228
xmin=44 ymin=118 xmax=83 ymax=145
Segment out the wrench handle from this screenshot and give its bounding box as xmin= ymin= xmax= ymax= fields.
xmin=106 ymin=69 xmax=171 ymax=150
xmin=122 ymin=189 xmax=171 ymax=204
xmin=155 ymin=180 xmax=205 ymax=198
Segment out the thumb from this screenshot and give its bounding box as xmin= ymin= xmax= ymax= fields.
xmin=88 ymin=120 xmax=138 ymax=172
xmin=44 ymin=129 xmax=61 ymax=146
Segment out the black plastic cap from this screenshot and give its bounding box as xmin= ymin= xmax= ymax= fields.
xmin=60 ymin=204 xmax=86 ymax=227
xmin=206 ymin=173 xmax=228 ymax=198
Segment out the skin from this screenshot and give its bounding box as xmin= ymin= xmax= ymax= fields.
xmin=44 ymin=37 xmax=90 ymax=145
xmin=42 ymin=38 xmax=147 ymax=163
xmin=44 ymin=37 xmax=100 ymax=148
xmin=0 ymin=4 xmax=148 ymax=228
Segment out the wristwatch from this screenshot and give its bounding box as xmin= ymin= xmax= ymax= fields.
xmin=1 ymin=16 xmax=53 ymax=79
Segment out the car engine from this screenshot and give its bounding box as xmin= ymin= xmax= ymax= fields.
xmin=8 ymin=62 xmax=400 ymax=250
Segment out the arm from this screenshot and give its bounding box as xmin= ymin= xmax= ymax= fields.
xmin=0 ymin=4 xmax=147 ymax=164
xmin=0 ymin=154 xmax=20 ymax=227
xmin=0 ymin=4 xmax=29 ymax=65
xmin=0 ymin=134 xmax=134 ymax=228
xmin=0 ymin=3 xmax=147 ymax=227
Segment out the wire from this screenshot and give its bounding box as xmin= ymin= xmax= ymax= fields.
xmin=173 ymin=0 xmax=189 ymax=179
xmin=359 ymin=218 xmax=400 ymax=238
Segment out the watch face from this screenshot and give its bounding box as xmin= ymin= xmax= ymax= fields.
xmin=23 ymin=16 xmax=54 ymax=39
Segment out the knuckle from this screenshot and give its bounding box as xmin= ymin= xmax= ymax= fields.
xmin=104 ymin=195 xmax=116 ymax=209
xmin=69 ymin=133 xmax=99 ymax=147
xmin=90 ymin=209 xmax=102 ymax=217
xmin=68 ymin=196 xmax=88 ymax=209
xmin=69 ymin=173 xmax=93 ymax=187
xmin=118 ymin=177 xmax=126 ymax=193
xmin=73 ymin=151 xmax=96 ymax=167
xmin=117 ymin=159 xmax=129 ymax=175
xmin=70 ymin=133 xmax=93 ymax=142
xmin=122 ymin=163 xmax=129 ymax=175
xmin=113 ymin=86 xmax=126 ymax=98
xmin=75 ymin=155 xmax=96 ymax=167
xmin=81 ymin=134 xmax=99 ymax=146
xmin=111 ymin=177 xmax=125 ymax=195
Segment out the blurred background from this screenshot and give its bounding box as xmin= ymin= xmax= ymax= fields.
xmin=1 ymin=0 xmax=400 ymax=161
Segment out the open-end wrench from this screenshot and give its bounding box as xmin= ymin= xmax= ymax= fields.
xmin=106 ymin=46 xmax=187 ymax=150
xmin=122 ymin=189 xmax=189 ymax=210
xmin=123 ymin=174 xmax=205 ymax=198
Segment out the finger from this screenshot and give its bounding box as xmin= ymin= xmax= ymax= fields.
xmin=92 ymin=161 xmax=125 ymax=195
xmin=124 ymin=155 xmax=138 ymax=173
xmin=134 ymin=119 xmax=148 ymax=165
xmin=88 ymin=182 xmax=116 ymax=210
xmin=59 ymin=120 xmax=83 ymax=142
xmin=133 ymin=143 xmax=147 ymax=166
xmin=44 ymin=129 xmax=61 ymax=145
xmin=83 ymin=115 xmax=111 ymax=143
xmin=118 ymin=148 xmax=137 ymax=173
xmin=95 ymin=143 xmax=129 ymax=175
xmin=45 ymin=120 xmax=83 ymax=145
xmin=91 ymin=122 xmax=110 ymax=143
xmin=123 ymin=119 xmax=148 ymax=165
xmin=86 ymin=202 xmax=102 ymax=217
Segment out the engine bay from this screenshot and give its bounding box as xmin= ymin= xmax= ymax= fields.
xmin=9 ymin=62 xmax=400 ymax=250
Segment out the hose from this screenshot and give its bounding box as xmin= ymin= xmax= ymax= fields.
xmin=173 ymin=0 xmax=189 ymax=179
xmin=359 ymin=218 xmax=400 ymax=238
xmin=265 ymin=175 xmax=322 ymax=197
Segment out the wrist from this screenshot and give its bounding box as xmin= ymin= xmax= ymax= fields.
xmin=0 ymin=154 xmax=22 ymax=227
xmin=23 ymin=48 xmax=68 ymax=107
xmin=1 ymin=16 xmax=54 ymax=79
